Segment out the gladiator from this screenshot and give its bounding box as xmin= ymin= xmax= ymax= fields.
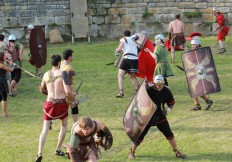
xmin=60 ymin=49 xmax=79 ymax=123
xmin=35 ymin=54 xmax=74 ymax=162
xmin=128 ymin=75 xmax=185 ymax=159
xmin=5 ymin=34 xmax=24 ymax=96
xmin=212 ymin=7 xmax=230 ymax=54
xmin=168 ymin=14 xmax=188 ymax=63
xmin=67 ymin=117 xmax=113 ymax=162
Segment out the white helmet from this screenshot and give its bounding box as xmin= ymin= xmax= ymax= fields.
xmin=212 ymin=7 xmax=219 ymax=12
xmin=191 ymin=39 xmax=201 ymax=46
xmin=153 ymin=75 xmax=164 ymax=84
xmin=8 ymin=34 xmax=16 ymax=41
xmin=191 ymin=36 xmax=201 ymax=45
xmin=27 ymin=23 xmax=34 ymax=30
xmin=155 ymin=34 xmax=165 ymax=42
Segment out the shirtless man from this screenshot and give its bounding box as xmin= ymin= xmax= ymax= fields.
xmin=68 ymin=117 xmax=113 ymax=162
xmin=168 ymin=14 xmax=188 ymax=63
xmin=35 ymin=54 xmax=74 ymax=162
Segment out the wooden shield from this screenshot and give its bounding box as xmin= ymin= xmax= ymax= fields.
xmin=181 ymin=47 xmax=221 ymax=98
xmin=134 ymin=32 xmax=148 ymax=48
xmin=123 ymin=81 xmax=157 ymax=142
xmin=29 ymin=27 xmax=47 ymax=67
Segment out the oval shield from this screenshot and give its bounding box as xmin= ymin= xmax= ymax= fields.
xmin=29 ymin=27 xmax=47 ymax=67
xmin=123 ymin=81 xmax=157 ymax=142
xmin=181 ymin=47 xmax=221 ymax=98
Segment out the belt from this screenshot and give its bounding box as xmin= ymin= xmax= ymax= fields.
xmin=48 ymin=98 xmax=66 ymax=104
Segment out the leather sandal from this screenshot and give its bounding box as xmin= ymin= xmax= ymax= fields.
xmin=116 ymin=90 xmax=124 ymax=98
xmin=128 ymin=148 xmax=135 ymax=159
xmin=175 ymin=150 xmax=186 ymax=159
xmin=35 ymin=153 xmax=42 ymax=162
xmin=54 ymin=150 xmax=65 ymax=156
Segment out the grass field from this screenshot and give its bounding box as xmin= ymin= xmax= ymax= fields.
xmin=0 ymin=36 xmax=232 ymax=162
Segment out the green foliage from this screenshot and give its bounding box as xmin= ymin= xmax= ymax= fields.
xmin=1 ymin=38 xmax=232 ymax=161
xmin=183 ymin=9 xmax=202 ymax=18
xmin=142 ymin=7 xmax=153 ymax=19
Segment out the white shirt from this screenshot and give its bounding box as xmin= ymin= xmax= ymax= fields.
xmin=120 ymin=37 xmax=138 ymax=60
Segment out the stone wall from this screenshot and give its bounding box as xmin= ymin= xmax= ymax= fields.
xmin=87 ymin=0 xmax=232 ymax=38
xmin=0 ymin=0 xmax=71 ymax=40
xmin=0 ymin=0 xmax=231 ymax=40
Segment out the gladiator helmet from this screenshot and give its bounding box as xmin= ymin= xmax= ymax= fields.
xmin=27 ymin=23 xmax=35 ymax=30
xmin=155 ymin=34 xmax=165 ymax=45
xmin=153 ymin=75 xmax=165 ymax=91
xmin=8 ymin=34 xmax=16 ymax=41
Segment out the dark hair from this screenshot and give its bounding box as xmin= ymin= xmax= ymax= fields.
xmin=175 ymin=14 xmax=180 ymax=19
xmin=0 ymin=34 xmax=5 ymax=41
xmin=0 ymin=52 xmax=5 ymax=61
xmin=124 ymin=30 xmax=131 ymax=37
xmin=63 ymin=49 xmax=73 ymax=60
xmin=51 ymin=54 xmax=61 ymax=66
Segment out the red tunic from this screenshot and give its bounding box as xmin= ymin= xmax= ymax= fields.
xmin=135 ymin=38 xmax=156 ymax=82
xmin=43 ymin=101 xmax=69 ymax=120
xmin=216 ymin=13 xmax=230 ymax=40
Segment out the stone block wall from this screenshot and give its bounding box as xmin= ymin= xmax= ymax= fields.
xmin=0 ymin=0 xmax=231 ymax=40
xmin=0 ymin=0 xmax=71 ymax=40
xmin=87 ymin=0 xmax=232 ymax=38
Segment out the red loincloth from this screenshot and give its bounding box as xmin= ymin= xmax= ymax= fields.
xmin=43 ymin=101 xmax=69 ymax=120
xmin=135 ymin=38 xmax=156 ymax=82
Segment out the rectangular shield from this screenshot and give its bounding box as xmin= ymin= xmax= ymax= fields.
xmin=123 ymin=81 xmax=157 ymax=142
xmin=181 ymin=47 xmax=221 ymax=98
xmin=134 ymin=32 xmax=148 ymax=48
xmin=29 ymin=27 xmax=47 ymax=67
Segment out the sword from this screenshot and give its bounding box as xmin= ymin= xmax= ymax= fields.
xmin=174 ymin=64 xmax=185 ymax=71
xmin=75 ymin=80 xmax=83 ymax=95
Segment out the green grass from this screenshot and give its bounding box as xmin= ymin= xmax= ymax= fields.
xmin=0 ymin=36 xmax=232 ymax=162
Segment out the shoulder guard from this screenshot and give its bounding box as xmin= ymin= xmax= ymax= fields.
xmin=62 ymin=71 xmax=70 ymax=85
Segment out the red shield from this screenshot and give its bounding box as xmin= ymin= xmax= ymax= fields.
xmin=123 ymin=81 xmax=157 ymax=142
xmin=181 ymin=47 xmax=221 ymax=98
xmin=29 ymin=27 xmax=47 ymax=67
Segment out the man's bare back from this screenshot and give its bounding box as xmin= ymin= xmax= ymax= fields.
xmin=41 ymin=69 xmax=66 ymax=101
xmin=169 ymin=19 xmax=184 ymax=33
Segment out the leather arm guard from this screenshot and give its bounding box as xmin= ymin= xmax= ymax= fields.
xmin=66 ymin=93 xmax=75 ymax=106
xmin=39 ymin=84 xmax=48 ymax=95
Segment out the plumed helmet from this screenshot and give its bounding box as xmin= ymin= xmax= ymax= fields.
xmin=27 ymin=23 xmax=34 ymax=30
xmin=212 ymin=7 xmax=219 ymax=11
xmin=155 ymin=34 xmax=165 ymax=42
xmin=8 ymin=34 xmax=16 ymax=41
xmin=191 ymin=39 xmax=201 ymax=45
xmin=153 ymin=75 xmax=164 ymax=83
xmin=191 ymin=36 xmax=201 ymax=45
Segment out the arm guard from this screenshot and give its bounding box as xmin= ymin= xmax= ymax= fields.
xmin=66 ymin=93 xmax=75 ymax=106
xmin=62 ymin=71 xmax=70 ymax=85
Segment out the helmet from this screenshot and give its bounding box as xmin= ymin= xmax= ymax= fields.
xmin=27 ymin=23 xmax=34 ymax=30
xmin=155 ymin=34 xmax=165 ymax=42
xmin=153 ymin=75 xmax=164 ymax=84
xmin=212 ymin=7 xmax=219 ymax=11
xmin=8 ymin=34 xmax=16 ymax=41
xmin=191 ymin=39 xmax=201 ymax=46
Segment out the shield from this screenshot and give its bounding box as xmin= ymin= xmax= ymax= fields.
xmin=123 ymin=81 xmax=157 ymax=142
xmin=29 ymin=27 xmax=47 ymax=67
xmin=181 ymin=47 xmax=221 ymax=98
xmin=134 ymin=32 xmax=148 ymax=48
